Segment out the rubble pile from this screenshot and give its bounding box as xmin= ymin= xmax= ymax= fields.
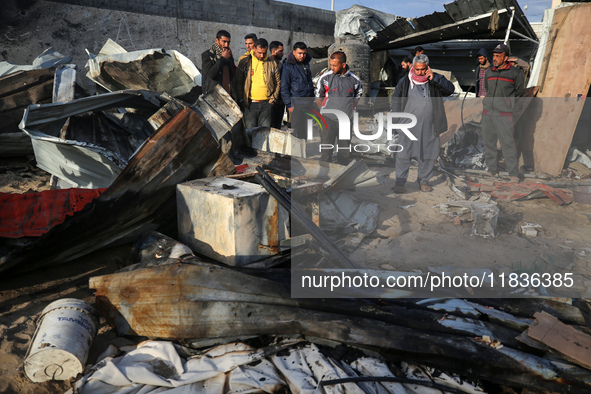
xmin=2 ymin=1 xmax=591 ymax=392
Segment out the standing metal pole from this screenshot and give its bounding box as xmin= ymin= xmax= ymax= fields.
xmin=331 ymin=0 xmax=335 ymax=11
xmin=255 ymin=166 xmax=359 ymax=269
xmin=504 ymin=7 xmax=515 ymax=45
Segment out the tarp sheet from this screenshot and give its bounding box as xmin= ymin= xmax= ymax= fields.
xmin=71 ymin=340 xmax=483 ymax=394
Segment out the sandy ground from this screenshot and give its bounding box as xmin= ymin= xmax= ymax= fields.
xmin=1 ymin=153 xmax=591 ymax=392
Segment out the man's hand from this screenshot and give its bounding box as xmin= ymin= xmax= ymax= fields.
xmin=222 ymin=48 xmax=232 ymax=60
xmin=288 ymin=107 xmax=294 ymax=113
xmin=425 ymin=67 xmax=433 ymax=81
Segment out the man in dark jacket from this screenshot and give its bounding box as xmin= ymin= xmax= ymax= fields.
xmin=482 ymin=43 xmax=525 ymax=182
xmin=391 ymin=54 xmax=454 ymax=193
xmin=201 ymin=30 xmax=234 ymax=96
xmin=475 ymin=47 xmax=491 ymax=97
xmin=281 ymin=42 xmax=314 ymax=135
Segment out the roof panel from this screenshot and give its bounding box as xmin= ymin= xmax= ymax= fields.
xmin=370 ymin=0 xmax=537 ymax=50
xmin=444 ymin=2 xmax=463 ymax=21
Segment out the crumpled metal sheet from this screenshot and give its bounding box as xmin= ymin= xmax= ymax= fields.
xmin=0 ymin=107 xmax=235 ymax=274
xmin=0 ymin=47 xmax=71 ymax=77
xmin=19 ymin=90 xmax=166 ymax=188
xmin=334 ymin=4 xmax=398 ymax=41
xmin=86 ymin=39 xmax=202 ymax=98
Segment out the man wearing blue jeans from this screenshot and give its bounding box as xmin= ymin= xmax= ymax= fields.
xmin=233 ymin=38 xmax=281 ymax=129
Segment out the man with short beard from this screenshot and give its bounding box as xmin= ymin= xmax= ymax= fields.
xmin=482 ymin=43 xmax=524 ymax=182
xmin=201 ymin=30 xmax=234 ymax=95
xmin=233 ymin=38 xmax=281 ymax=129
xmin=475 ymin=47 xmax=490 ymax=97
xmin=281 ymin=42 xmax=314 ymax=135
xmin=315 ymin=51 xmax=362 ymax=165
xmin=240 ymin=33 xmax=258 ymax=61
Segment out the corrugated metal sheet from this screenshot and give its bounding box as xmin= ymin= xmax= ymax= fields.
xmin=20 ymin=90 xmax=166 ymax=188
xmin=0 ymin=188 xmax=105 ymax=238
xmin=370 ymin=0 xmax=537 ymax=50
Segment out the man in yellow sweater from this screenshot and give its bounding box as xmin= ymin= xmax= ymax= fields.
xmin=233 ymin=38 xmax=281 ymax=129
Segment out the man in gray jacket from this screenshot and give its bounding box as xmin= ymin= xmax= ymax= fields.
xmin=315 ymin=51 xmax=362 ymax=164
xmin=482 ymin=43 xmax=525 ymax=182
xmin=391 ymin=54 xmax=454 ymax=193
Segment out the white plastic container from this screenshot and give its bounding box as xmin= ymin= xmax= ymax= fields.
xmin=24 ymin=298 xmax=99 ymax=383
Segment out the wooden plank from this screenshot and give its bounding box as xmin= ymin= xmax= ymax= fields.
xmin=521 ymin=3 xmax=591 ymax=175
xmin=0 ymin=68 xmax=54 ymax=98
xmin=0 ymin=79 xmax=54 ymax=111
xmin=527 ymin=311 xmax=591 ymax=370
xmin=475 ymin=297 xmax=586 ymax=326
xmin=147 ymin=97 xmax=187 ymax=130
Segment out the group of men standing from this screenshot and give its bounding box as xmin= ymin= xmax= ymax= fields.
xmin=202 ymin=31 xmax=525 ymax=187
xmin=201 ymin=30 xmax=316 ymax=131
xmin=391 ymin=42 xmax=525 ymax=193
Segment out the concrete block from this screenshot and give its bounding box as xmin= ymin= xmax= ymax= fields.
xmin=522 ymin=227 xmax=538 ymax=237
xmin=94 ymin=0 xmax=112 ymax=9
xmin=177 ymin=177 xmax=290 ymax=266
xmin=144 ymin=4 xmax=162 ymax=15
xmin=189 ymin=0 xmax=205 ymax=11
xmin=253 ymin=17 xmax=273 ymax=27
xmin=205 ymin=12 xmax=226 ymax=23
xmin=521 ymin=223 xmax=542 ymax=237
xmin=234 ymin=6 xmax=251 ymax=15
xmin=121 ymin=0 xmax=142 ymax=13
xmin=219 ymin=0 xmax=244 ymax=7
xmin=182 ymin=9 xmax=199 ymax=20
xmin=250 ymin=127 xmax=306 ymax=158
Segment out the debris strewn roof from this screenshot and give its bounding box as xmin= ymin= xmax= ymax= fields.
xmin=370 ymin=0 xmax=537 ymax=50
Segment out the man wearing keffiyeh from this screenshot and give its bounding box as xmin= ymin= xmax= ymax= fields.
xmin=391 ymin=54 xmax=454 ymax=194
xmin=201 ymin=30 xmax=235 ymax=96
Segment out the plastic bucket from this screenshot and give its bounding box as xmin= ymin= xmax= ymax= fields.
xmin=24 ymin=298 xmax=99 ymax=383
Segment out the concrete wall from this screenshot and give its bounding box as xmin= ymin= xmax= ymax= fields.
xmin=1 ymin=0 xmax=334 ymax=78
xmin=45 ymin=0 xmax=335 ymax=36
